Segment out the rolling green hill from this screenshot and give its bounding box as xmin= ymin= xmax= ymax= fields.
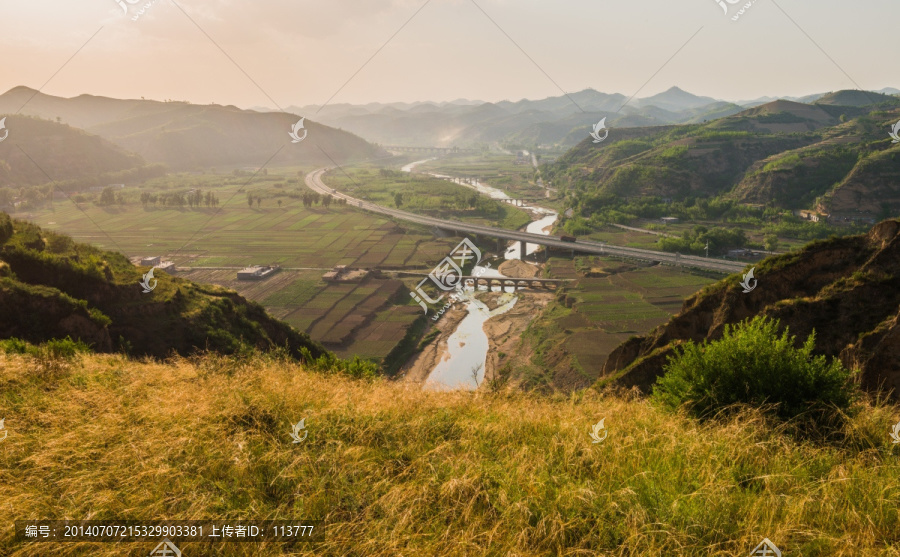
xmin=0 ymin=115 xmax=148 ymax=187
xmin=544 ymin=93 xmax=900 ymax=218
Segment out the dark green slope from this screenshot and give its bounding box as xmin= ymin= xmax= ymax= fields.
xmin=0 ymin=213 xmax=327 ymax=360
xmin=544 ymin=94 xmax=900 ymax=214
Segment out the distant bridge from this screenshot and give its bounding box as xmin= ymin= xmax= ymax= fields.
xmin=381 ymin=145 xmax=479 ymax=155
xmin=500 ymin=197 xmax=549 ymax=207
xmin=306 ymin=168 xmax=748 ymax=275
xmin=394 ymin=273 xmax=567 ymax=292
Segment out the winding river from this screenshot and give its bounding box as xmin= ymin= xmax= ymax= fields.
xmin=402 ymin=157 xmax=558 ymax=390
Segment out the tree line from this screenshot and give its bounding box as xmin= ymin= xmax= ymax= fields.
xmin=138 ymin=189 xmax=220 ymax=208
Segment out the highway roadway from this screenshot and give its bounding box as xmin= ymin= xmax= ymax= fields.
xmin=305 ymin=168 xmax=748 ymax=274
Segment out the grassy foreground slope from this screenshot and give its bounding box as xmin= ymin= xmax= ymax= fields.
xmin=3 ymin=351 xmax=900 ymax=556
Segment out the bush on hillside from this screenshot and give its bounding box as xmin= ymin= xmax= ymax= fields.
xmin=0 ymin=336 xmax=91 ymax=359
xmin=0 ymin=213 xmax=13 ymax=245
xmin=652 ymin=317 xmax=857 ymax=422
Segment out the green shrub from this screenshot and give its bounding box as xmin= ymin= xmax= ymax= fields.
xmin=0 ymin=212 xmax=13 ymax=245
xmin=0 ymin=337 xmax=31 ymax=354
xmin=43 ymin=337 xmax=92 ymax=359
xmin=652 ymin=317 xmax=857 ymax=422
xmin=0 ymin=337 xmax=91 ymax=358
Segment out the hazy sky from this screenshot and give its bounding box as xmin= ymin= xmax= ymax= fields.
xmin=2 ymin=0 xmax=897 ymax=110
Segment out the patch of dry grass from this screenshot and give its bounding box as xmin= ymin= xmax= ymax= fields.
xmin=1 ymin=351 xmax=899 ymax=556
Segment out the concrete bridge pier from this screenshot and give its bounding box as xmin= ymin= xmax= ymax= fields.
xmin=520 ymin=240 xmax=527 ymax=259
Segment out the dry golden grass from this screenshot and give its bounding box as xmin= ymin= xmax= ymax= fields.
xmin=2 ymin=351 xmax=900 ymax=556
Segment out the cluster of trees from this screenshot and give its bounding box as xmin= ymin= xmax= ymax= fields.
xmin=0 ymin=185 xmax=55 ymax=210
xmin=572 ymin=195 xmax=775 ymax=228
xmin=139 ymin=189 xmax=220 ymax=208
xmin=657 ymin=225 xmax=748 ymax=256
xmin=97 ymin=187 xmax=125 ymax=206
xmin=438 ymin=192 xmax=485 ymax=212
xmin=300 ymin=192 xmax=343 ymax=209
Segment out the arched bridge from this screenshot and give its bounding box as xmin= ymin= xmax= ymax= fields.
xmin=460 ymin=276 xmax=566 ymax=291
xmin=500 ymin=197 xmax=549 ymax=206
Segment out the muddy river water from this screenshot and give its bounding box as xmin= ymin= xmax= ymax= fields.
xmin=401 ymin=158 xmax=558 ymax=390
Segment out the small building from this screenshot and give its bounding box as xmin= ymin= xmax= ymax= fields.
xmin=139 ymin=256 xmax=175 ymax=272
xmin=237 ymin=265 xmax=280 ymax=280
xmin=322 ymin=264 xmax=369 ymax=282
xmin=795 ymin=209 xmax=826 ymax=222
xmin=660 ymin=217 xmax=680 ymax=224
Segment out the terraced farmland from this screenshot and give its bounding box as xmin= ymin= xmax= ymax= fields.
xmin=12 ymin=177 xmax=454 ymax=361
xmin=526 ymin=256 xmax=717 ymax=389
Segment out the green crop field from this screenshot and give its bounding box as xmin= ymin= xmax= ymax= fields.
xmin=416 ymin=153 xmax=557 ymax=206
xmin=322 ymin=166 xmax=532 ymax=231
xmin=524 ymin=256 xmax=719 ymax=388
xmin=9 ymin=171 xmax=474 ymax=362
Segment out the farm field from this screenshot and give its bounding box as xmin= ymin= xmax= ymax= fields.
xmin=522 ymin=255 xmax=717 ymax=390
xmin=9 ymin=176 xmax=459 ymax=361
xmin=322 ymin=166 xmax=533 ymax=231
xmin=583 ymin=226 xmax=670 ymax=250
xmin=416 ymin=153 xmax=556 ymax=205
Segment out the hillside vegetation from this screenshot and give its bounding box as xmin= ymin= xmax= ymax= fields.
xmin=545 ymin=93 xmax=900 ymax=222
xmin=600 ymin=219 xmax=900 ymax=397
xmin=2 ymin=350 xmax=900 ymax=556
xmin=0 ymin=212 xmax=327 ymax=361
xmin=0 ymin=115 xmax=150 ymax=188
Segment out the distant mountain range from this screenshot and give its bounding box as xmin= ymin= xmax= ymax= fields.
xmin=262 ymin=86 xmax=899 ymax=149
xmin=0 ymin=87 xmax=385 ymax=174
xmin=543 ymin=91 xmax=900 ymax=215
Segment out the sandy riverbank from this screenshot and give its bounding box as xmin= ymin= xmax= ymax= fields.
xmin=397 ymin=304 xmax=469 ymax=385
xmin=481 ymin=290 xmax=554 ymax=386
xmin=397 ymin=287 xmax=554 ymax=389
